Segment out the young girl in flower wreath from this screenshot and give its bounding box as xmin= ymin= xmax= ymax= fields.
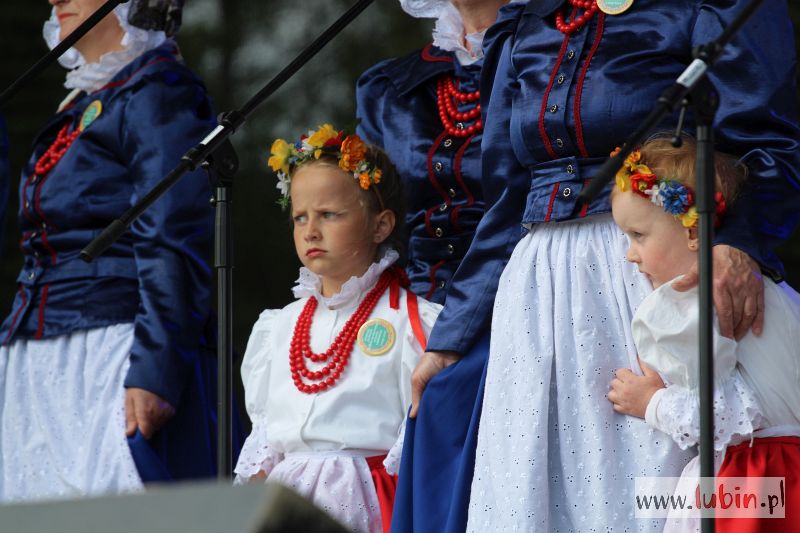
xmin=607 ymin=135 xmax=800 ymax=532
xmin=233 ymin=124 xmax=441 ymax=533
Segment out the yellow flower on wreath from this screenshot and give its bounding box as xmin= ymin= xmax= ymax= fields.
xmin=679 ymin=206 xmax=699 ymax=228
xmin=268 ymin=139 xmax=292 ymax=174
xmin=307 ymin=124 xmax=339 ymax=150
xmin=339 ymin=134 xmax=367 ymax=173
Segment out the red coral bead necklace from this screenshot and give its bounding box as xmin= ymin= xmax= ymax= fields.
xmin=555 ymin=0 xmax=599 ymax=35
xmin=289 ymin=269 xmax=394 ymax=394
xmin=436 ymin=75 xmax=482 ymax=138
xmin=33 ymin=122 xmax=81 ymax=178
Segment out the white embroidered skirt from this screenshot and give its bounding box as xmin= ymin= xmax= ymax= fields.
xmin=0 ymin=323 xmax=143 ymax=503
xmin=467 ymin=214 xmax=694 ymax=532
xmin=237 ymin=448 xmax=384 ymax=533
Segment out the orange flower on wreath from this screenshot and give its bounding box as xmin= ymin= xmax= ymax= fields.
xmin=630 ymin=172 xmax=658 ymax=197
xmin=339 ymin=134 xmax=367 ymax=173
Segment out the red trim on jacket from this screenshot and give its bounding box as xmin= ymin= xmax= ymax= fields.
xmin=538 ymin=19 xmax=573 ymax=160
xmin=34 ymin=285 xmax=49 ymax=339
xmin=425 ymin=260 xmax=446 ymax=300
xmin=421 ymin=44 xmax=454 ymax=63
xmin=94 ymin=56 xmax=175 ymax=93
xmin=450 ymin=133 xmax=477 ymax=232
xmin=579 ymin=179 xmax=591 ymax=217
xmin=424 ymin=131 xmax=451 ymax=236
xmin=574 ymin=13 xmax=605 ymax=157
xmin=21 ymin=178 xmax=34 ymax=223
xmin=544 ymin=183 xmax=561 ymax=222
xmin=39 ymin=229 xmax=58 ymax=265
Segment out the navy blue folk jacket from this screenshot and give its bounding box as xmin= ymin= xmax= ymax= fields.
xmin=1 ymin=42 xmax=215 ymax=410
xmin=427 ymin=0 xmax=800 ymax=355
xmin=357 ymin=46 xmax=485 ymax=305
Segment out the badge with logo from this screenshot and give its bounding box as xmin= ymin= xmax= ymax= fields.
xmin=357 ymin=318 xmax=396 ymax=356
xmin=79 ymin=100 xmax=103 ymax=132
xmin=597 ymin=0 xmax=633 ymax=15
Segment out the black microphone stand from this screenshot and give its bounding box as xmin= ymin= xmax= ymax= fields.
xmin=577 ymin=1 xmax=765 ymax=531
xmin=0 ymin=0 xmax=129 ymax=109
xmin=80 ymin=0 xmax=377 ymax=479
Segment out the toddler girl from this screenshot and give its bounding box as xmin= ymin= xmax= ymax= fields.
xmin=608 ymin=136 xmax=800 ymax=531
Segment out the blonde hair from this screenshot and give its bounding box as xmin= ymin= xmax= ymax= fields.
xmin=638 ymin=134 xmax=746 ymax=205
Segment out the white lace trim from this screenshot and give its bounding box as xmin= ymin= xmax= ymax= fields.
xmin=43 ymin=4 xmax=167 ymax=93
xmin=292 ymin=248 xmax=399 ymax=310
xmin=432 ymin=3 xmax=486 ymax=65
xmin=399 ymin=0 xmax=447 ymax=19
xmin=233 ymin=420 xmax=284 ymax=483
xmin=383 ymin=418 xmax=406 ymax=476
xmin=658 ymin=373 xmax=765 ymax=452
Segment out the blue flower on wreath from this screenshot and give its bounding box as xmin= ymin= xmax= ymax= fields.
xmin=659 ymin=181 xmax=692 ymax=215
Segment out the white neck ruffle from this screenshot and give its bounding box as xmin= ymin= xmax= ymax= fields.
xmin=43 ymin=3 xmax=167 ymax=93
xmin=292 ymin=248 xmax=400 ymax=310
xmin=432 ymin=2 xmax=486 ymax=65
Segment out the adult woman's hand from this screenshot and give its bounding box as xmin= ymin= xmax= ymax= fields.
xmin=409 ymin=350 xmax=461 ymax=418
xmin=672 ymin=244 xmax=764 ymax=340
xmin=125 ymin=387 xmax=176 ymax=439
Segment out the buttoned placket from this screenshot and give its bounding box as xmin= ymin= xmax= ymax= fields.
xmin=542 ymin=24 xmax=594 ymax=157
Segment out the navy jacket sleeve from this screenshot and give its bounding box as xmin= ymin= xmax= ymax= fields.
xmin=120 ymin=66 xmax=215 ymax=406
xmin=426 ymin=8 xmax=525 ymax=354
xmin=356 ymin=59 xmax=393 ymax=149
xmin=697 ymin=1 xmax=800 ymax=279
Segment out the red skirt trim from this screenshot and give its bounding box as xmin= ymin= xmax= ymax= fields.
xmin=367 ymin=454 xmax=398 ymax=533
xmin=716 ymin=436 xmax=800 ymax=532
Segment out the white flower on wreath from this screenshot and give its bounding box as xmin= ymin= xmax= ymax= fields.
xmin=276 ymin=172 xmax=291 ymax=197
xmin=646 ymin=182 xmax=668 ymax=207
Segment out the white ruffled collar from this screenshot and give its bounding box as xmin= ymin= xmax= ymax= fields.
xmin=43 ymin=3 xmax=166 ymax=93
xmin=292 ymin=248 xmax=400 ymax=310
xmin=432 ymin=3 xmax=486 ymax=66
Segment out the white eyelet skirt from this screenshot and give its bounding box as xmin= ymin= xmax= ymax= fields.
xmin=0 ymin=323 xmax=143 ymax=503
xmin=467 ymin=214 xmax=694 ymax=532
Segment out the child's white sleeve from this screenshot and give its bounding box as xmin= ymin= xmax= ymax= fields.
xmin=634 ymin=284 xmax=764 ymax=451
xmin=234 ymin=309 xmax=284 ymax=483
xmin=643 ymin=372 xmax=763 ymax=451
xmin=384 ymin=294 xmax=442 ymax=476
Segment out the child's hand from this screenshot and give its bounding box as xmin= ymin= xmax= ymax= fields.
xmin=125 ymin=387 xmax=176 ymax=439
xmin=607 ymin=361 xmax=665 ymax=418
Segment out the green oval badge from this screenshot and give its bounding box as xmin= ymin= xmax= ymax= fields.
xmin=357 ymin=318 xmax=396 ymax=356
xmin=79 ymin=100 xmax=103 ymax=132
xmin=597 ymin=0 xmax=633 ymax=15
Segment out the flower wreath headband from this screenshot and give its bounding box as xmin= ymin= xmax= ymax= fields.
xmin=268 ymin=124 xmax=382 ymax=210
xmin=612 ymin=147 xmax=726 ymax=228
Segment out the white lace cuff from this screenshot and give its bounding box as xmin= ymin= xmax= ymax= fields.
xmin=655 ymin=372 xmax=764 ymax=451
xmin=233 ymin=421 xmax=283 ymax=483
xmin=383 ymin=418 xmax=407 ymax=476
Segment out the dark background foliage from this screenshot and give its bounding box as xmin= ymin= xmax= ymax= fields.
xmin=0 ymin=1 xmax=797 ymax=408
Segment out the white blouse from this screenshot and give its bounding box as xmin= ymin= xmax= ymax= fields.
xmin=635 ymin=277 xmax=800 ymax=451
xmin=235 ymin=250 xmax=441 ymax=475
